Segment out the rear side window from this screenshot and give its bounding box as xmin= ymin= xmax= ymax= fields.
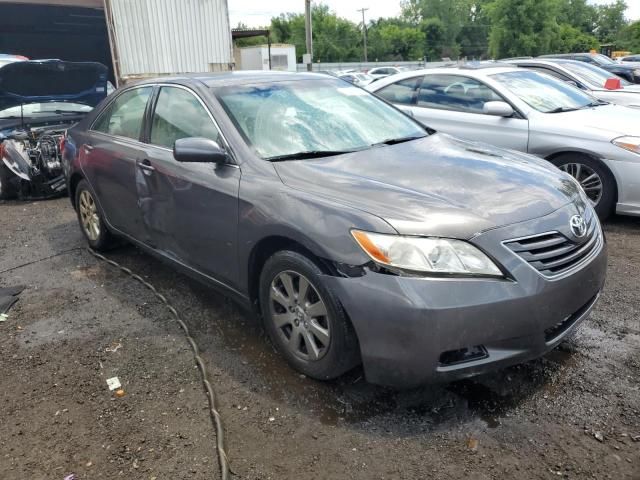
xmin=417 ymin=75 xmax=503 ymax=114
xmin=93 ymin=87 xmax=152 ymax=140
xmin=149 ymin=86 xmax=219 ymax=149
xmin=376 ymin=76 xmax=422 ymax=105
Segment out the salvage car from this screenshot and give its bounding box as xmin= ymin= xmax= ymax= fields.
xmin=64 ymin=72 xmax=606 ymax=387
xmin=368 ymin=64 xmax=640 ymax=219
xmin=539 ymin=53 xmax=640 ymax=84
xmin=0 ymin=59 xmax=108 ymax=199
xmin=504 ymin=58 xmax=640 ymax=108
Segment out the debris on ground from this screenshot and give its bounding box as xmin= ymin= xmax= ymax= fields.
xmin=105 ymin=342 xmax=122 ymax=353
xmin=106 ymin=377 xmax=121 ymax=391
xmin=466 ymin=437 xmax=479 ymax=451
xmin=115 ymin=389 xmax=126 ymax=398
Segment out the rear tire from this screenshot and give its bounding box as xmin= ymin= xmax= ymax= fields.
xmin=75 ymin=179 xmax=114 ymax=251
xmin=259 ymin=250 xmax=360 ymax=380
xmin=0 ymin=163 xmax=17 ymax=200
xmin=549 ymin=153 xmax=616 ymax=220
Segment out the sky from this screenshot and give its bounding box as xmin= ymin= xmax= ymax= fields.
xmin=228 ymin=0 xmax=640 ymax=28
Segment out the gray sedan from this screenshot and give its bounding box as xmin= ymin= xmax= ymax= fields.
xmin=63 ymin=72 xmax=606 ymax=387
xmin=368 ymin=64 xmax=640 ymax=219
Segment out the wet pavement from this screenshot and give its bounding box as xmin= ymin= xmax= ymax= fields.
xmin=0 ymin=198 xmax=638 ymax=479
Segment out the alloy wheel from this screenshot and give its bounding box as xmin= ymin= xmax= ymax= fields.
xmin=79 ymin=190 xmax=100 ymax=241
xmin=269 ymin=270 xmax=331 ymax=361
xmin=559 ymin=162 xmax=603 ymax=207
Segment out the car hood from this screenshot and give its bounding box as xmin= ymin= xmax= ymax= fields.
xmin=274 ymin=134 xmax=579 ymax=239
xmin=0 ymin=59 xmax=108 ymax=112
xmin=543 ymin=103 xmax=640 ymax=136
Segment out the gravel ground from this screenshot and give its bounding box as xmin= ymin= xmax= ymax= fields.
xmin=0 ymin=197 xmax=638 ymax=480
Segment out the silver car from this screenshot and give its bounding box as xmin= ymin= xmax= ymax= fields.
xmin=504 ymin=58 xmax=640 ymax=108
xmin=367 ymin=64 xmax=640 ymax=219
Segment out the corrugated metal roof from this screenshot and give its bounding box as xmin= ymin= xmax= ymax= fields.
xmin=108 ymin=0 xmax=232 ymax=77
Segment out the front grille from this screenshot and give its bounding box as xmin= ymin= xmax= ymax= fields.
xmin=504 ymin=210 xmax=601 ymax=278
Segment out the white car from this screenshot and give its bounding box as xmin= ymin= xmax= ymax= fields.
xmin=338 ymin=72 xmax=375 ymax=87
xmin=505 ymin=58 xmax=640 ymax=108
xmin=367 ymin=64 xmax=640 ymax=219
xmin=367 ymin=66 xmax=408 ymax=80
xmin=618 ymin=54 xmax=640 ymax=67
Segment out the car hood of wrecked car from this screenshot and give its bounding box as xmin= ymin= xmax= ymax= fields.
xmin=0 ymin=59 xmax=109 ymax=112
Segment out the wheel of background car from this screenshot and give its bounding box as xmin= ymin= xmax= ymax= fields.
xmin=74 ymin=179 xmax=114 ymax=251
xmin=0 ymin=163 xmax=18 ymax=200
xmin=259 ymin=250 xmax=360 ymax=380
xmin=549 ymin=153 xmax=616 ymax=220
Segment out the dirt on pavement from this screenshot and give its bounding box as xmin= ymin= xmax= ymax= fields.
xmin=0 ymin=197 xmax=638 ymax=480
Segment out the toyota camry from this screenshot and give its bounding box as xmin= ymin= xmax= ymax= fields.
xmin=63 ymin=72 xmax=607 ymax=387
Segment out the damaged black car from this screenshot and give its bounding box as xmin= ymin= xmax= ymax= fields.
xmin=0 ymin=59 xmax=108 ymax=199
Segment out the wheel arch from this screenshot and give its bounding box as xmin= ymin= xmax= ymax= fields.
xmin=247 ymin=235 xmax=338 ymax=312
xmin=68 ymin=172 xmax=85 ymax=208
xmin=545 ymin=150 xmax=619 ymax=204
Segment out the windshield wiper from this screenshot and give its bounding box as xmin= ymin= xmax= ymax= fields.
xmin=267 ymin=150 xmax=356 ymax=162
xmin=371 ymin=134 xmax=427 ymax=147
xmin=547 ymin=106 xmax=580 ymax=113
xmin=50 ymin=110 xmax=89 ymax=115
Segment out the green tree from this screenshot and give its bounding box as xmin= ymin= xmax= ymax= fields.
xmin=618 ymin=20 xmax=640 ymax=52
xmin=420 ymin=17 xmax=446 ymax=60
xmin=486 ymin=0 xmax=560 ymax=58
xmin=552 ymin=24 xmax=600 ymax=52
xmin=557 ymin=0 xmax=597 ymax=34
xmin=595 ymin=0 xmax=628 ymax=43
xmin=269 ymin=5 xmax=361 ymax=63
xmin=368 ymin=18 xmax=425 ymax=61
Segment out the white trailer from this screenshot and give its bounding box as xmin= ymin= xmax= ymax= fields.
xmin=0 ymin=0 xmax=234 ymax=85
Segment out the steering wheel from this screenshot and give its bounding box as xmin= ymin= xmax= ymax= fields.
xmin=444 ymin=82 xmax=467 ymax=95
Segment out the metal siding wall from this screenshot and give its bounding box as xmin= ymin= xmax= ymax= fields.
xmin=108 ymin=0 xmax=232 ymax=77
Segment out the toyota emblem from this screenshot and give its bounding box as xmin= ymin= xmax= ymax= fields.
xmin=569 ymin=215 xmax=587 ymax=238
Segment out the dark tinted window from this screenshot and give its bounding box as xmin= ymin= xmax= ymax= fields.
xmin=93 ymin=87 xmax=152 ymax=140
xmin=417 ymin=75 xmax=502 ymax=113
xmin=376 ymin=76 xmax=422 ymax=105
xmin=149 ymin=86 xmax=219 ymax=149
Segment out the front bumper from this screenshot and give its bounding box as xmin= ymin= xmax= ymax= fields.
xmin=325 ymin=206 xmax=608 ymax=388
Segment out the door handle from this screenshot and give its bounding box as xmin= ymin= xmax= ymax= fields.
xmin=83 ymin=144 xmax=94 ymax=153
xmin=137 ymin=159 xmax=155 ymax=173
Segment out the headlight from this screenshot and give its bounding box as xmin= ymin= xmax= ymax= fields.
xmin=612 ymin=136 xmax=640 ymax=155
xmin=351 ymin=230 xmax=502 ymax=276
xmin=634 ymin=69 xmax=640 ymax=77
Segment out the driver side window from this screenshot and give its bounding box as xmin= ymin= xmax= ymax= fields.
xmin=417 ymin=75 xmax=503 ymax=114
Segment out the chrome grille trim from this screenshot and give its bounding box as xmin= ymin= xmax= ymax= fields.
xmin=503 ymin=209 xmax=602 ymax=279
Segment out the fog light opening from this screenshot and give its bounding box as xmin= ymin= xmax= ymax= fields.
xmin=439 ymin=345 xmax=488 ymax=366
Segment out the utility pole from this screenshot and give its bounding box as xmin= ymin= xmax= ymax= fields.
xmin=304 ymin=0 xmax=313 ymax=71
xmin=357 ymin=7 xmax=369 ymax=62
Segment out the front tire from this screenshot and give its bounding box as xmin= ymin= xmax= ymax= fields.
xmin=75 ymin=179 xmax=113 ymax=251
xmin=259 ymin=250 xmax=360 ymax=380
xmin=549 ymin=153 xmax=616 ymax=220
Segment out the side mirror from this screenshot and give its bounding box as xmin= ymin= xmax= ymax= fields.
xmin=483 ymin=101 xmax=514 ymax=117
xmin=173 ymin=137 xmax=228 ymax=164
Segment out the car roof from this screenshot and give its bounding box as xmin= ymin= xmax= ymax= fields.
xmin=131 ymin=71 xmax=329 ymax=89
xmin=408 ymin=64 xmax=520 ymax=77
